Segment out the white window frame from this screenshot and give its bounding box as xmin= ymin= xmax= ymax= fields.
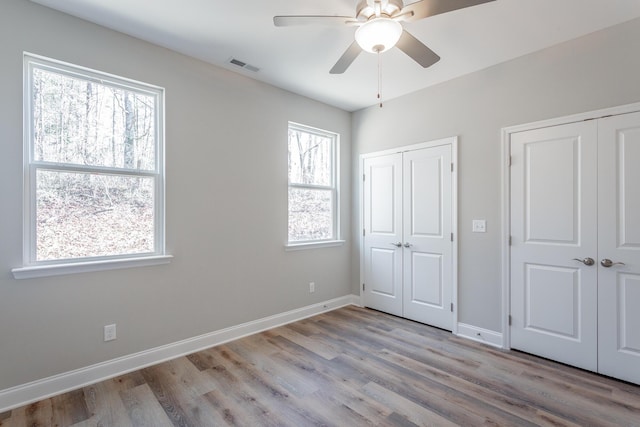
xmin=286 ymin=122 xmax=343 ymax=250
xmin=12 ymin=53 xmax=171 ymax=279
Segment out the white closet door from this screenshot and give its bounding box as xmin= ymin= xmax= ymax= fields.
xmin=597 ymin=112 xmax=640 ymax=384
xmin=402 ymin=145 xmax=453 ymax=330
xmin=510 ymin=121 xmax=599 ymax=371
xmin=363 ymin=153 xmax=403 ymax=316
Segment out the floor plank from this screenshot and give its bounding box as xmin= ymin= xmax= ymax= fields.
xmin=1 ymin=306 xmax=639 ymax=426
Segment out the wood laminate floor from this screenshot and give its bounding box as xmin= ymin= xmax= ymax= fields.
xmin=2 ymin=306 xmax=639 ymax=426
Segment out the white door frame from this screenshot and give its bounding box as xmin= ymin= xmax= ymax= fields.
xmin=359 ymin=136 xmax=458 ymax=334
xmin=500 ymin=101 xmax=640 ymax=350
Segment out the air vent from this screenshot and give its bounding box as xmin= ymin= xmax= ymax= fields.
xmin=228 ymin=57 xmax=260 ymax=73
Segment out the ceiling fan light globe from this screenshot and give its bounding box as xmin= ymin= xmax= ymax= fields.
xmin=355 ymin=17 xmax=402 ymax=53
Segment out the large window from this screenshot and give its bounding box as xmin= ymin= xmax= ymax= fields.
xmin=288 ymin=122 xmax=339 ymax=245
xmin=17 ymin=54 xmax=167 ymax=276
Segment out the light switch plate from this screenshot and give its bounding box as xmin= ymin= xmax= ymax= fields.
xmin=472 ymin=220 xmax=486 ymax=233
xmin=104 ymin=324 xmax=117 ymax=342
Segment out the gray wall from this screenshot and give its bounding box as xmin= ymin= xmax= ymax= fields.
xmin=3 ymin=0 xmax=640 ymax=395
xmin=0 ymin=0 xmax=352 ymax=391
xmin=352 ymin=17 xmax=640 ymax=332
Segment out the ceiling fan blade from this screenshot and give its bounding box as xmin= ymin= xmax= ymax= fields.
xmin=274 ymin=15 xmax=357 ymax=27
xmin=396 ymin=30 xmax=440 ymax=68
xmin=330 ymin=41 xmax=362 ymax=74
xmin=402 ymin=0 xmax=495 ymax=22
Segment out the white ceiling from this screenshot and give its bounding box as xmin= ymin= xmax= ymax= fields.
xmin=31 ymin=0 xmax=640 ymax=112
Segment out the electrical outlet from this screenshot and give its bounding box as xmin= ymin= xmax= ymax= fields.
xmin=104 ymin=324 xmax=117 ymax=342
xmin=309 ymin=282 xmax=315 ymax=293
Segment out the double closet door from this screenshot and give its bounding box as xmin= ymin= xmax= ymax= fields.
xmin=510 ymin=111 xmax=640 ymax=384
xmin=362 ymin=140 xmax=454 ymax=330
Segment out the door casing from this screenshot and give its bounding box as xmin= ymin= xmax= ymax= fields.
xmin=501 ymin=101 xmax=640 ymax=350
xmin=359 ymin=136 xmax=458 ymax=334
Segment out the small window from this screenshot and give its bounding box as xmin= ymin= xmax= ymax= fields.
xmin=20 ymin=54 xmax=166 ymax=271
xmin=288 ymin=122 xmax=339 ymax=244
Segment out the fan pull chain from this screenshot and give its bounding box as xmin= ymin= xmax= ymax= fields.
xmin=377 ymin=49 xmax=383 ymax=108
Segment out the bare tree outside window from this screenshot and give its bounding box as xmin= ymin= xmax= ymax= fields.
xmin=25 ymin=56 xmax=164 ymax=263
xmin=288 ymin=123 xmax=338 ymax=243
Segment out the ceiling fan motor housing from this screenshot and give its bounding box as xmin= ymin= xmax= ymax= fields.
xmin=357 ymin=0 xmax=404 ymax=20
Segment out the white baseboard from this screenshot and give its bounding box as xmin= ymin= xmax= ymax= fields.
xmin=0 ymin=294 xmax=360 ymax=412
xmin=456 ymin=322 xmax=503 ymax=348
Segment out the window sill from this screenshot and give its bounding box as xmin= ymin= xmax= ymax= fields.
xmin=285 ymin=240 xmax=345 ymax=251
xmin=12 ymin=255 xmax=173 ymax=279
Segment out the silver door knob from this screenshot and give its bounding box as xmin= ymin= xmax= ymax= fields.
xmin=601 ymin=259 xmax=625 ymax=268
xmin=572 ymin=257 xmax=595 ymax=266
xmin=390 ymin=242 xmax=402 ymax=248
xmin=403 ymin=242 xmax=412 ymax=248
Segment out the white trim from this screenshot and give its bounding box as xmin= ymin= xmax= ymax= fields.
xmin=359 ymin=136 xmax=459 ymax=333
xmin=358 ymin=152 xmax=365 ymax=307
xmin=456 ymin=323 xmax=503 ymax=348
xmin=21 ymin=53 xmax=167 ymax=270
xmin=0 ymin=295 xmax=360 ymax=412
xmin=287 ymin=122 xmax=341 ymax=245
xmin=500 ymin=101 xmax=640 ymax=351
xmin=360 ymin=138 xmax=455 ymax=161
xmin=11 ymin=255 xmax=173 ymax=279
xmin=501 ymin=126 xmax=512 ymax=350
xmin=450 ymin=138 xmax=459 ymax=335
xmin=284 ymin=240 xmax=346 ymax=251
xmin=504 ymin=102 xmax=640 ymax=135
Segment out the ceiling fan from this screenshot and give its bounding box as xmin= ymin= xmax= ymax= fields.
xmin=274 ymin=0 xmax=495 ymax=74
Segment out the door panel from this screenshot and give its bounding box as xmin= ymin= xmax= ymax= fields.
xmin=408 ymin=156 xmax=442 ymax=236
xmin=524 ymin=264 xmax=580 ymax=339
xmin=525 ymin=138 xmax=579 ymax=244
xmin=363 ymin=154 xmax=403 ymax=316
xmin=597 ymin=112 xmax=640 ymax=384
xmin=369 ymin=248 xmax=398 ymax=297
xmin=402 ymin=145 xmax=453 ymax=329
xmin=410 ymin=252 xmax=442 ymax=306
xmin=370 ymin=164 xmax=396 ymax=234
xmin=510 ymin=121 xmax=598 ymax=371
xmin=618 ymin=274 xmax=640 ymax=352
xmin=618 ymin=126 xmax=640 ymax=247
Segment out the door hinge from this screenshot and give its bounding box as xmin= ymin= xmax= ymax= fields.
xmin=450 ymin=303 xmax=454 ymax=312
xmin=508 ymin=315 xmax=512 ymax=326
xmin=363 ymin=173 xmax=366 ymax=181
xmin=362 ymin=283 xmax=365 ymax=291
xmin=508 ymin=156 xmax=512 ymax=167
xmin=509 ymin=235 xmax=512 ymax=246
xmin=363 ymin=228 xmax=366 ymax=237
xmin=451 ymin=163 xmax=454 ymax=172
xmin=451 ymin=233 xmax=454 ymax=242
